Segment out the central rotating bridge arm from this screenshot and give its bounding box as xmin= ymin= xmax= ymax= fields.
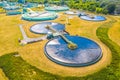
xmin=45 ymin=25 xmax=78 ymax=50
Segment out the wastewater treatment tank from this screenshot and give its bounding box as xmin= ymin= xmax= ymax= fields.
xmin=45 ymin=6 xmax=69 ymax=12
xmin=0 ymin=2 xmax=3 ymax=7
xmin=3 ymin=1 xmax=20 ymax=10
xmin=3 ymin=5 xmax=20 ymax=10
xmin=22 ymin=3 xmax=38 ymax=8
xmin=80 ymin=15 xmax=106 ymax=21
xmin=30 ymin=22 xmax=65 ymax=34
xmin=64 ymin=11 xmax=81 ymax=15
xmin=22 ymin=11 xmax=58 ymax=21
xmin=44 ymin=35 xmax=102 ymax=67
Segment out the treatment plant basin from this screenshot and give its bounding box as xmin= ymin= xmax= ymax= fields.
xmin=0 ymin=2 xmax=3 ymax=7
xmin=3 ymin=5 xmax=20 ymax=10
xmin=44 ymin=35 xmax=102 ymax=67
xmin=45 ymin=6 xmax=69 ymax=12
xmin=30 ymin=22 xmax=65 ymax=34
xmin=80 ymin=15 xmax=106 ymax=21
xmin=64 ymin=11 xmax=81 ymax=15
xmin=23 ymin=3 xmax=38 ymax=8
xmin=22 ymin=11 xmax=58 ymax=21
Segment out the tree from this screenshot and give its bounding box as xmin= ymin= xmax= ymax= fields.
xmin=115 ymin=8 xmax=120 ymax=14
xmin=60 ymin=0 xmax=65 ymax=5
xmin=96 ymin=7 xmax=103 ymax=13
xmin=102 ymin=9 xmax=108 ymax=14
xmin=106 ymin=3 xmax=116 ymax=14
xmin=44 ymin=0 xmax=48 ymax=4
xmin=67 ymin=0 xmax=75 ymax=9
xmin=115 ymin=5 xmax=120 ymax=14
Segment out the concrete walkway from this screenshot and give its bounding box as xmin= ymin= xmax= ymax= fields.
xmin=19 ymin=24 xmax=47 ymax=44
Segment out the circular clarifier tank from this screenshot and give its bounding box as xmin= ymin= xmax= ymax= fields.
xmin=23 ymin=3 xmax=38 ymax=8
xmin=64 ymin=11 xmax=80 ymax=15
xmin=45 ymin=6 xmax=69 ymax=12
xmin=80 ymin=15 xmax=106 ymax=21
xmin=3 ymin=5 xmax=20 ymax=10
xmin=30 ymin=22 xmax=65 ymax=34
xmin=0 ymin=2 xmax=3 ymax=7
xmin=44 ymin=35 xmax=102 ymax=67
xmin=22 ymin=11 xmax=58 ymax=21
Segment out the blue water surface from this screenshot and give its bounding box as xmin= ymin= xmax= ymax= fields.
xmin=80 ymin=15 xmax=106 ymax=21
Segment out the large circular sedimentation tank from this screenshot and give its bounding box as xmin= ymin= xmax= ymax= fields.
xmin=30 ymin=22 xmax=65 ymax=34
xmin=44 ymin=35 xmax=102 ymax=67
xmin=80 ymin=15 xmax=106 ymax=21
xmin=22 ymin=11 xmax=58 ymax=21
xmin=45 ymin=6 xmax=69 ymax=12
